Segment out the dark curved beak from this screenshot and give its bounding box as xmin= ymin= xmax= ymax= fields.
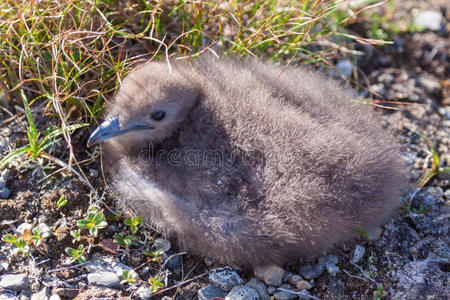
xmin=87 ymin=115 xmax=155 ymax=147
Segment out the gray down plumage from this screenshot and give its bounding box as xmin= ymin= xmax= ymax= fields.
xmin=88 ymin=56 xmax=406 ymax=267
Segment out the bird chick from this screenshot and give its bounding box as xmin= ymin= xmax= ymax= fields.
xmin=88 ymin=57 xmax=406 ymax=267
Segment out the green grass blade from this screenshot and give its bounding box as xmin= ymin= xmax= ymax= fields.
xmin=0 ymin=146 xmax=31 ymax=168
xmin=38 ymin=123 xmax=89 ymax=150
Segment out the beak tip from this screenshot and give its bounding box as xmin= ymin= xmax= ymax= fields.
xmin=87 ymin=130 xmax=100 ymax=148
xmin=87 ymin=115 xmax=120 ymax=147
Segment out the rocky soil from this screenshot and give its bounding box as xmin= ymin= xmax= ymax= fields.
xmin=0 ymin=1 xmax=448 ymax=300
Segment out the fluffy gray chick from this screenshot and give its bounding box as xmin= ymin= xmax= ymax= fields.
xmin=88 ymin=57 xmax=406 ymax=267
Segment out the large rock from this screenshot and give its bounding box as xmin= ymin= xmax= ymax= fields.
xmin=393 ymin=255 xmax=449 ymax=300
xmin=198 ymin=285 xmax=227 ymax=300
xmin=245 ymin=278 xmax=269 ymax=300
xmin=225 ymin=285 xmax=259 ymax=300
xmin=209 ymin=267 xmax=243 ymax=292
xmin=87 ymin=272 xmax=121 ymax=289
xmin=85 ymin=256 xmax=138 ymax=280
xmin=298 ymin=264 xmax=324 ymax=280
xmin=0 ymin=273 xmax=29 ymax=291
xmin=254 ymin=265 xmax=285 ymax=286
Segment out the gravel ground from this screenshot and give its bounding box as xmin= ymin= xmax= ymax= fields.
xmin=0 ymin=1 xmax=448 ymax=299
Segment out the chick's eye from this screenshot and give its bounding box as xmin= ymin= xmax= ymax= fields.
xmin=151 ymin=111 xmax=165 ymax=121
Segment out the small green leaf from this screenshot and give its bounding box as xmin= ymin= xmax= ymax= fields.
xmin=93 ymin=212 xmax=106 ymax=225
xmin=65 ymin=247 xmax=76 ymax=256
xmin=57 ymin=195 xmax=67 ymax=207
xmin=96 ymin=221 xmax=107 ymax=229
xmin=0 ymin=146 xmax=31 ymax=168
xmin=90 ymin=227 xmax=98 ymax=237
xmin=77 ymin=219 xmax=90 ymax=228
xmin=87 ymin=211 xmax=96 ymax=221
xmin=16 ymin=238 xmax=27 ymax=248
xmin=2 ymin=234 xmax=18 ymax=244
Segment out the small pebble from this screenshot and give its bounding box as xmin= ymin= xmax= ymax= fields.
xmin=16 ymin=223 xmax=33 ymax=235
xmin=0 ymin=169 xmax=9 ymax=187
xmin=299 ymin=264 xmax=324 ymax=280
xmin=89 ymin=169 xmax=99 ymax=178
xmin=336 ymin=60 xmax=353 ymax=78
xmin=49 ymin=294 xmax=61 ymax=300
xmin=78 ymin=282 xmax=86 ymax=290
xmin=154 ymin=238 xmax=171 ymax=252
xmin=414 ymin=10 xmax=443 ymax=31
xmin=318 ymin=254 xmax=339 ymax=265
xmin=136 ymin=286 xmax=152 ymax=300
xmin=438 ymin=108 xmax=450 ymax=120
xmin=0 ymin=137 xmax=9 ymax=153
xmin=377 ymin=73 xmax=394 ymax=83
xmin=254 ymin=265 xmax=285 ymax=286
xmin=198 ymin=284 xmax=227 ymax=300
xmin=0 ymin=273 xmax=29 ymax=291
xmin=163 ymin=251 xmax=181 ymax=270
xmin=0 ymin=261 xmax=9 ymax=272
xmin=282 ymin=272 xmax=293 ymax=283
xmin=287 ymin=274 xmax=302 ymax=286
xmin=419 ymin=77 xmax=441 ymax=95
xmin=21 ymin=291 xmax=32 ymax=300
xmin=351 ymin=245 xmax=366 ymax=264
xmin=87 ymin=272 xmax=121 ymax=288
xmin=246 ymin=278 xmax=269 ymax=300
xmin=31 ymin=282 xmax=41 ymax=291
xmin=209 ymin=267 xmax=243 ymax=291
xmin=0 ymin=187 xmax=10 ymax=199
xmin=0 ymin=292 xmax=16 ymax=299
xmin=371 ymin=83 xmax=385 ymax=95
xmin=31 ymin=287 xmax=49 ymax=300
xmin=325 ymin=263 xmax=340 ymax=276
xmin=204 ymin=257 xmax=214 ymax=267
xmin=295 ymin=280 xmax=312 ymax=290
xmin=225 ymin=285 xmax=259 ymax=300
xmin=53 ymin=288 xmax=79 ymax=298
xmin=267 ymin=287 xmax=276 ymax=294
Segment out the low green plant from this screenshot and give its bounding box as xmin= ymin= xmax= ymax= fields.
xmin=357 ymin=228 xmax=372 ymax=240
xmin=113 ymin=234 xmax=137 ymax=249
xmin=65 ymin=244 xmax=88 ymax=263
xmin=77 ymin=210 xmax=108 ymax=237
xmin=121 ymin=270 xmax=138 ymax=285
xmin=2 ymin=227 xmax=48 ymax=256
xmin=409 ymin=204 xmax=430 ymax=215
xmin=70 ymin=229 xmax=82 ymax=243
xmin=373 ymin=283 xmax=385 ymax=300
xmin=148 ymin=276 xmax=164 ymax=293
xmin=414 ymin=131 xmax=449 ymax=188
xmin=0 ymin=91 xmax=87 ymax=169
xmin=2 ymin=234 xmax=30 ymax=256
xmin=56 ymin=195 xmax=67 ymax=208
xmin=143 ymin=249 xmax=164 ymax=264
xmin=124 ymin=216 xmax=143 ymax=234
